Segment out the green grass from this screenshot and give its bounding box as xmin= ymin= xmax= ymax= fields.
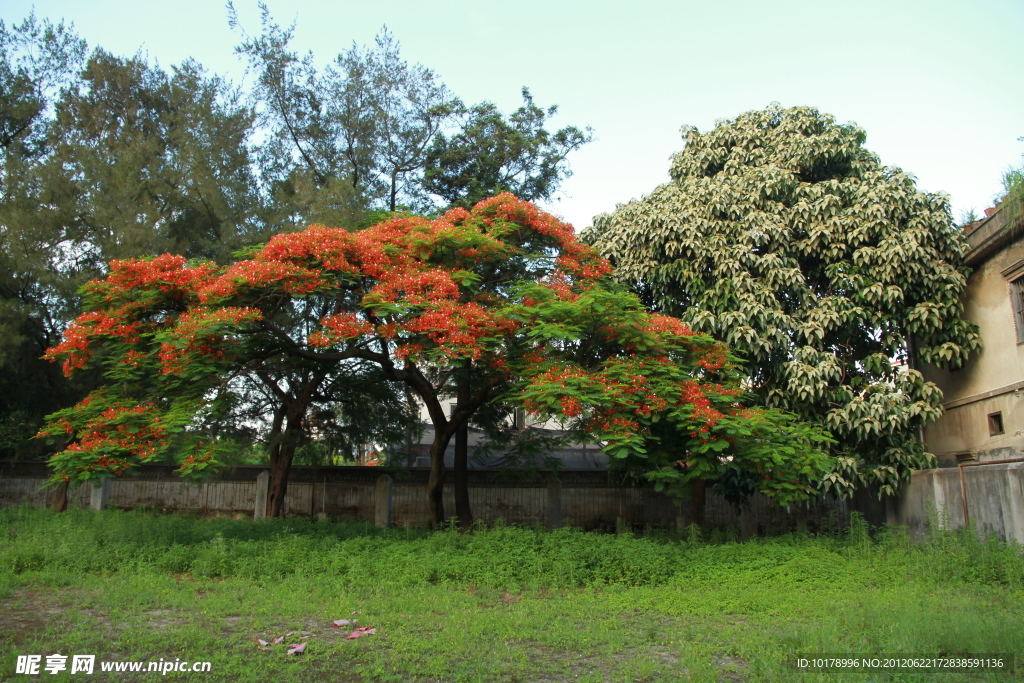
xmin=0 ymin=507 xmax=1022 ymax=682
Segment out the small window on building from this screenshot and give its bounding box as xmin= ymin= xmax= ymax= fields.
xmin=988 ymin=412 xmax=1004 ymax=436
xmin=1012 ymin=277 xmax=1024 ymax=343
xmin=449 ymin=403 xmax=457 ymax=418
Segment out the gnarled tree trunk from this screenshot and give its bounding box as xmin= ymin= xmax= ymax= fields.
xmin=256 ymin=368 xmax=329 ymax=518
xmin=266 ymin=409 xmax=303 ymax=518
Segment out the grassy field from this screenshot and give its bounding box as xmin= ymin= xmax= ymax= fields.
xmin=0 ymin=507 xmax=1022 ymax=682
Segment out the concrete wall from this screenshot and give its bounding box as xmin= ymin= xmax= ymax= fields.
xmin=922 ymin=207 xmax=1024 ymax=464
xmin=0 ymin=461 xmax=848 ymax=534
xmin=887 ymin=462 xmax=1024 ymax=543
xmin=12 ymin=460 xmax=1024 ymax=542
xmin=16 ymin=458 xmax=1024 ymax=544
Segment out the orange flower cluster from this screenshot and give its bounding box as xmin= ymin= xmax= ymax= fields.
xmin=158 ymin=307 xmax=262 ymax=375
xmin=307 ymin=313 xmax=374 ymax=348
xmin=179 ymin=447 xmax=215 ymax=476
xmin=49 ymin=402 xmax=168 ymax=476
xmin=100 ymin=254 xmax=217 ymax=297
xmin=258 ymin=193 xmax=609 ymax=361
xmin=403 ymin=302 xmax=517 ymax=360
xmin=644 ymin=314 xmax=695 ymax=339
xmin=45 ymin=309 xmax=144 ymax=376
xmin=677 ymin=380 xmax=728 ymax=435
xmin=696 ymin=345 xmax=728 ymax=371
xmin=48 ymin=254 xmax=222 ymax=377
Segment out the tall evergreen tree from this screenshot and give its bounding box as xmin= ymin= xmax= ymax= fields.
xmin=230 ymin=4 xmax=460 ymax=224
xmin=423 ymin=87 xmax=592 ymax=209
xmin=1 ymin=29 xmax=261 ymax=457
xmin=0 ymin=14 xmax=87 ymax=456
xmin=47 ymin=51 xmax=261 ymax=263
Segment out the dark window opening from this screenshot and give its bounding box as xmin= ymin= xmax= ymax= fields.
xmin=1012 ymin=277 xmax=1024 ymax=343
xmin=988 ymin=412 xmax=1004 ymax=436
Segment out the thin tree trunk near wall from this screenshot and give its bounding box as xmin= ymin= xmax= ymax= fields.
xmin=49 ymin=480 xmax=68 ymax=512
xmin=683 ymin=479 xmax=706 ymax=527
xmin=264 ymin=407 xmax=285 ymax=517
xmin=426 ymin=437 xmax=448 ymax=527
xmin=454 ymin=363 xmax=472 ymax=531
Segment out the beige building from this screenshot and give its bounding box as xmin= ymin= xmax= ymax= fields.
xmin=922 ymin=204 xmax=1024 ymax=465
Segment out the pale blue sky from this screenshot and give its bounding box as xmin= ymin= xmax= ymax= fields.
xmin=5 ymin=0 xmax=1022 ymax=230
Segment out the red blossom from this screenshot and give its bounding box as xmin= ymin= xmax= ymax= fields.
xmin=40 ymin=192 xmax=772 ymax=494
xmin=159 ymin=307 xmax=262 ymax=375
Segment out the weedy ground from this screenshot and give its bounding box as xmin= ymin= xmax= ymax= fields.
xmin=0 ymin=507 xmax=1021 ymax=682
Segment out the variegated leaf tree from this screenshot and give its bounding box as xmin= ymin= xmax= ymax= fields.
xmin=583 ymin=105 xmax=980 ymax=497
xmin=40 ymin=194 xmax=833 ymax=523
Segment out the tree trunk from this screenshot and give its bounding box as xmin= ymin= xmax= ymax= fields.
xmin=453 ymin=365 xmax=473 ymax=531
xmin=426 ymin=435 xmax=449 ymax=528
xmin=266 ymin=411 xmax=302 ymax=518
xmin=453 ymin=424 xmax=471 ymax=530
xmin=405 ymin=360 xmax=495 ymax=529
xmin=684 ymin=479 xmax=706 ymax=527
xmin=263 ymin=407 xmax=285 ymax=517
xmin=49 ymin=481 xmax=69 ymax=512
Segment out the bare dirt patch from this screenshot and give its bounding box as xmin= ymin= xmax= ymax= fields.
xmin=0 ymin=587 xmax=95 ymax=647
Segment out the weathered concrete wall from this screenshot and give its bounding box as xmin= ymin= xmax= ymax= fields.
xmin=21 ymin=461 xmax=1024 ymax=543
xmin=888 ymin=462 xmax=1024 ymax=543
xmin=0 ymin=461 xmax=848 ymax=533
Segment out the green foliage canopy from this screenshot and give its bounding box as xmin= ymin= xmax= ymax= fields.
xmin=423 ymin=88 xmax=593 ymax=209
xmin=583 ymin=105 xmax=981 ymax=497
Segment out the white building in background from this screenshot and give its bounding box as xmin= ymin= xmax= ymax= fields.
xmin=921 ymin=204 xmax=1024 ymax=465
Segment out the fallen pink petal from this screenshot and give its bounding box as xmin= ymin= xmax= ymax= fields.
xmin=287 ymin=642 xmax=307 ymax=655
xmin=257 ymin=647 xmax=273 ymax=652
xmin=272 ymin=637 xmax=284 ymax=645
xmin=345 ymin=626 xmax=377 ymax=639
xmin=333 ymin=619 xmax=356 ymax=627
xmin=253 ymin=638 xmax=270 ymax=647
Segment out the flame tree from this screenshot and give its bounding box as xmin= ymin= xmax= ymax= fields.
xmin=40 ymin=194 xmax=833 ymax=522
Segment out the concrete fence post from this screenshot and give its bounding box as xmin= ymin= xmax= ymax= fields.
xmin=90 ymin=478 xmax=111 ymax=511
xmin=375 ymin=474 xmax=393 ymax=528
xmin=546 ymin=474 xmax=563 ymax=530
xmin=254 ymin=470 xmax=270 ymax=520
